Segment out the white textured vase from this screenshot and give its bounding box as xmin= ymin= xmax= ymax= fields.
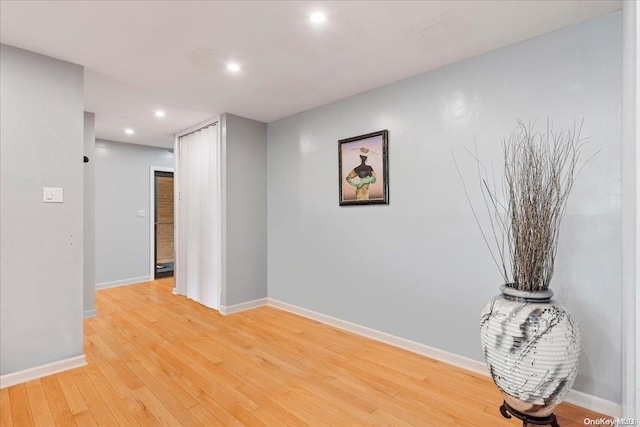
xmin=480 ymin=285 xmax=581 ymax=417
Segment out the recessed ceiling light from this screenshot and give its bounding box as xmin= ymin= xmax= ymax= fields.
xmin=227 ymin=63 xmax=241 ymax=72
xmin=155 ymin=111 xmax=166 ymax=117
xmin=310 ymin=12 xmax=326 ymax=24
xmin=125 ymin=128 xmax=134 ymax=135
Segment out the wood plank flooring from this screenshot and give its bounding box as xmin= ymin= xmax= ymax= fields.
xmin=1 ymin=278 xmax=611 ymax=426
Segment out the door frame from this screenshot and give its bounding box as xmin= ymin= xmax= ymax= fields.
xmin=149 ymin=165 xmax=175 ymax=279
xmin=622 ymin=0 xmax=639 ymax=417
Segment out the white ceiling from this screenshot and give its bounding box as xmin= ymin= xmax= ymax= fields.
xmin=1 ymin=1 xmax=621 ymax=148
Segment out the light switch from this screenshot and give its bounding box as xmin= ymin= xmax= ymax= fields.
xmin=137 ymin=210 xmax=145 ymax=217
xmin=43 ymin=187 xmax=63 ymax=203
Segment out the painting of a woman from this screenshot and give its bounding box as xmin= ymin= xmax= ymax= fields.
xmin=339 ymin=130 xmax=388 ymax=205
xmin=346 ymin=147 xmax=377 ymax=200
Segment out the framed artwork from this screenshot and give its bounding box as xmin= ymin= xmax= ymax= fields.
xmin=338 ymin=130 xmax=389 ymax=206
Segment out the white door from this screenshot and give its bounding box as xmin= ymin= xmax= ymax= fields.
xmin=176 ymin=123 xmax=220 ymax=309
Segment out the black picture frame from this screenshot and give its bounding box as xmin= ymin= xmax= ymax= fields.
xmin=338 ymin=130 xmax=389 ymax=206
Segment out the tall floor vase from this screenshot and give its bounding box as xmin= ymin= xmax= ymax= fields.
xmin=480 ymin=285 xmax=581 ymax=417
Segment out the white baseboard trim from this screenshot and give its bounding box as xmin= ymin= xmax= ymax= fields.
xmin=0 ymin=355 xmax=87 ymax=389
xmin=221 ymin=297 xmax=268 ymax=315
xmin=83 ymin=309 xmax=97 ymax=318
xmin=564 ymin=389 xmax=621 ymax=418
xmin=267 ymin=298 xmax=489 ymax=377
xmin=96 ymin=275 xmax=151 ymax=290
xmin=266 ymin=298 xmax=620 ymax=417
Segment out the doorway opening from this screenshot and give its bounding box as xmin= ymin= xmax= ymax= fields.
xmin=153 ymin=170 xmax=174 ymax=279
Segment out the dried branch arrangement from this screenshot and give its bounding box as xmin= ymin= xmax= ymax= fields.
xmin=459 ymin=120 xmax=588 ymax=292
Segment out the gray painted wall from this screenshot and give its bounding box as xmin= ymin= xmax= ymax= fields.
xmin=84 ymin=112 xmax=96 ymax=315
xmin=267 ymin=13 xmax=622 ymax=402
xmin=0 ymin=44 xmax=84 ymax=375
xmin=221 ymin=114 xmax=268 ymax=306
xmin=95 ymin=139 xmax=173 ymax=285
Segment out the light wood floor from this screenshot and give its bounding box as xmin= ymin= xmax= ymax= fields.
xmin=1 ymin=278 xmax=610 ymax=426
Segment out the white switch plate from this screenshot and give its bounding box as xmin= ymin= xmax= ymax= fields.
xmin=137 ymin=210 xmax=145 ymax=217
xmin=43 ymin=187 xmax=63 ymax=203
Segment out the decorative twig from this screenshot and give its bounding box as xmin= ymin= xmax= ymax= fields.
xmin=455 ymin=120 xmax=590 ymax=291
